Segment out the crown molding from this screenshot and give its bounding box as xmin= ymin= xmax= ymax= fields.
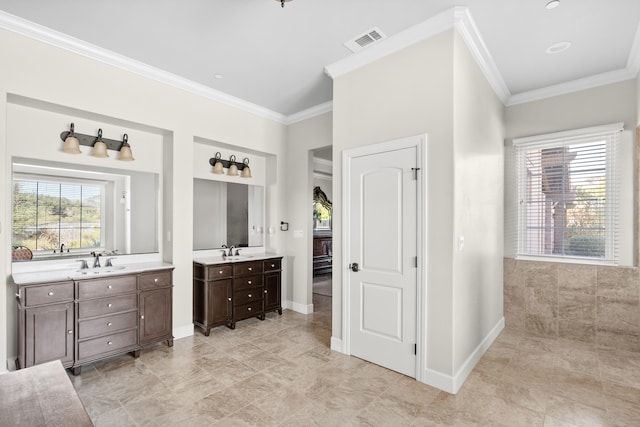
xmin=284 ymin=101 xmax=333 ymax=125
xmin=507 ymin=67 xmax=638 ymax=106
xmin=324 ymin=7 xmax=510 ymax=105
xmin=453 ymin=8 xmax=510 ymax=103
xmin=0 ymin=10 xmax=287 ymax=124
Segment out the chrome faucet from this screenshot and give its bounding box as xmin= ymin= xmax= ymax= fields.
xmin=78 ymin=259 xmax=89 ymax=270
xmin=91 ymin=251 xmax=101 ymax=268
xmin=60 ymin=243 xmax=65 ymax=253
xmin=221 ymin=244 xmax=235 ymax=256
xmin=228 ymin=245 xmax=235 ymax=256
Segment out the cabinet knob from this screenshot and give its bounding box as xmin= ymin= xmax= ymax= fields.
xmin=140 ymin=315 xmax=144 ymax=319
xmin=219 ymin=270 xmax=223 ymax=274
xmin=247 ymin=307 xmax=252 ymax=311
xmin=248 ymin=267 xmax=252 ymax=271
xmin=107 ymin=285 xmax=112 ymax=289
xmin=154 ymin=278 xmax=159 ymax=283
xmin=108 ymin=303 xmax=113 ymax=308
xmin=227 ymin=297 xmax=232 ymax=302
xmin=48 ymin=291 xmax=54 ymax=296
xmin=264 ymin=289 xmax=268 ymax=294
xmin=271 ymin=264 xmax=275 ymax=268
xmin=68 ymin=330 xmax=73 ymax=334
xmin=248 ymin=280 xmax=252 ymax=285
xmin=107 ymin=341 xmax=113 ymax=346
xmin=107 ymin=322 xmax=113 ymax=327
xmin=248 ymin=294 xmax=252 ymax=298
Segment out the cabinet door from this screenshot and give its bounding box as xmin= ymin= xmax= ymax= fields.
xmin=24 ymin=303 xmax=74 ymax=368
xmin=264 ymin=272 xmax=281 ymax=313
xmin=209 ymin=280 xmax=232 ymax=326
xmin=139 ymin=288 xmax=172 ymax=346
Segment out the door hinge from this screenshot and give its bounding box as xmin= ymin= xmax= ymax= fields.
xmin=411 ymin=167 xmax=420 ymax=180
xmin=413 ymin=256 xmax=418 ymax=268
xmin=414 ymin=344 xmax=417 ymax=355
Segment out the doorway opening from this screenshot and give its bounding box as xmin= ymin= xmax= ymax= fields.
xmin=311 ymin=147 xmax=333 ymax=326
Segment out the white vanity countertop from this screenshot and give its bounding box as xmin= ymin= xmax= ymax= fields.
xmin=12 ymin=261 xmax=174 ymax=285
xmin=193 ymin=252 xmax=282 ymax=266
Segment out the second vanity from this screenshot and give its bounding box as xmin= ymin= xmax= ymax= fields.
xmin=193 ymin=254 xmax=283 ymax=335
xmin=13 ymin=262 xmax=174 ymax=375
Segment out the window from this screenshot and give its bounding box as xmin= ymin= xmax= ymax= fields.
xmin=513 ymin=123 xmax=622 ymax=264
xmin=12 ymin=175 xmax=105 ymax=256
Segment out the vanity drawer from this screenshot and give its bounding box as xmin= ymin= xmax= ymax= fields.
xmin=77 ymin=329 xmax=137 ymax=361
xmin=234 ymin=288 xmax=264 ymax=306
xmin=77 ymin=275 xmax=137 ymax=300
xmin=78 ymin=294 xmax=138 ymax=319
xmin=207 ymin=265 xmax=233 ymax=280
xmin=263 ymin=259 xmax=281 ymax=272
xmin=233 ymin=261 xmax=263 ymax=276
xmin=139 ymin=270 xmax=172 ymax=290
xmin=24 ymin=282 xmax=74 ymax=306
xmin=232 ymin=275 xmax=263 ymax=291
xmin=233 ymin=300 xmax=264 ymax=321
xmin=77 ymin=310 xmax=138 ymax=339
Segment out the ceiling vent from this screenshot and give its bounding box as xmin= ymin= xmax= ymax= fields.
xmin=344 ymin=27 xmax=386 ymax=53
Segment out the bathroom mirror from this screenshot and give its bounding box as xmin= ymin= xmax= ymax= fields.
xmin=11 ymin=157 xmax=159 ymax=260
xmin=193 ymin=179 xmax=264 ymax=250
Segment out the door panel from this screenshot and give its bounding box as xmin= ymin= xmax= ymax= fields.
xmin=348 ymin=145 xmax=417 ymax=377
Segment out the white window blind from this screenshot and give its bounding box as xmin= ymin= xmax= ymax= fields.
xmin=513 ymin=123 xmax=622 ymax=264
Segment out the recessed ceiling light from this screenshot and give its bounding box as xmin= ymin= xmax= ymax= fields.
xmin=214 ymin=74 xmax=223 ymax=79
xmin=546 ymin=41 xmax=571 ymax=54
xmin=545 ymin=0 xmax=560 ymax=9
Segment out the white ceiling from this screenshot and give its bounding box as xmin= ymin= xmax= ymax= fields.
xmin=0 ymin=0 xmax=639 ymax=119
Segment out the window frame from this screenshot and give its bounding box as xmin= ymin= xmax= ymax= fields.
xmin=513 ymin=123 xmax=623 ymax=266
xmin=12 ymin=172 xmax=109 ymax=258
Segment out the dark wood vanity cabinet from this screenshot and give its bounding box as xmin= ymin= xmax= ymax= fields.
xmin=16 ymin=281 xmax=75 ymax=370
xmin=16 ymin=267 xmax=173 ymax=373
xmin=193 ymin=256 xmax=282 ymax=335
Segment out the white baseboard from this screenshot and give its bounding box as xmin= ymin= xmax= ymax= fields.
xmin=330 ymin=336 xmax=344 ymax=353
xmin=4 ymin=357 xmax=16 ymax=373
xmin=173 ymin=324 xmax=194 ymax=340
xmin=422 ymin=317 xmax=504 ymax=394
xmin=282 ymin=300 xmax=314 ymax=315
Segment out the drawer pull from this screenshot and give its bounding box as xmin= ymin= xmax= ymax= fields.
xmin=68 ymin=330 xmax=73 ymax=334
xmin=108 ymin=303 xmax=113 ymax=308
xmin=107 ymin=322 xmax=113 ymax=327
xmin=140 ymin=315 xmax=144 ymax=320
xmin=264 ymin=290 xmax=268 ymax=294
xmin=219 ymin=270 xmax=223 ymax=274
xmin=107 ymin=341 xmax=113 ymax=346
xmin=228 ymin=297 xmax=232 ymax=302
xmin=271 ymin=264 xmax=275 ymax=268
xmin=248 ymin=280 xmax=252 ymax=285
xmin=247 ymin=307 xmax=252 ymax=311
xmin=107 ymin=285 xmax=112 ymax=289
xmin=248 ymin=267 xmax=252 ymax=271
xmin=248 ymin=294 xmax=252 ymax=298
xmin=154 ymin=278 xmax=159 ymax=283
xmin=48 ymin=292 xmax=54 ymax=296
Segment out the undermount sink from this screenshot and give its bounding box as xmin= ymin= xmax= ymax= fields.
xmin=224 ymin=255 xmax=252 ymax=260
xmin=74 ymin=265 xmax=126 ymax=275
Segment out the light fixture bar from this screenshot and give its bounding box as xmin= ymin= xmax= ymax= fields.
xmin=60 ymin=129 xmax=128 ymax=151
xmin=208 ymin=156 xmax=249 ymax=171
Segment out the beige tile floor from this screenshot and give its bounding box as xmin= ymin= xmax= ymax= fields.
xmin=69 ymin=293 xmax=640 ymax=426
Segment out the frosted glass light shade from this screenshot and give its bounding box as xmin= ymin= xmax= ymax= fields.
xmin=213 ymin=161 xmax=224 ymax=174
xmin=92 ymin=140 xmax=109 ymax=158
xmin=119 ymin=145 xmax=135 ymax=161
xmin=228 ymin=163 xmax=239 ymax=176
xmin=62 ymin=135 xmax=81 ymax=154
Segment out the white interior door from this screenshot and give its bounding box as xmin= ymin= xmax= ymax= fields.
xmin=347 ymin=144 xmax=418 ymax=377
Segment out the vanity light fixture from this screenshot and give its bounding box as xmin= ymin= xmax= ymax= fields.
xmin=62 ymin=123 xmax=82 ymax=154
xmin=228 ymin=155 xmax=239 ymax=176
xmin=92 ymin=129 xmax=109 ymax=158
xmin=545 ymin=0 xmax=560 ymax=9
xmin=60 ymin=124 xmax=135 ymax=161
xmin=276 ymin=0 xmax=292 ymax=8
xmin=208 ymin=152 xmax=252 ymax=178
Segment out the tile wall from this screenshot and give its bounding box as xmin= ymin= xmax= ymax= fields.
xmin=504 ymin=258 xmax=640 ymax=352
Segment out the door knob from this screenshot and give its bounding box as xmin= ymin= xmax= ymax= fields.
xmin=349 ymin=262 xmax=360 ymax=272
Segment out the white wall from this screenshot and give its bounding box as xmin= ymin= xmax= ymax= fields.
xmin=333 ymin=30 xmax=457 ymax=377
xmin=451 ymin=32 xmax=504 ymax=374
xmin=0 ymin=27 xmax=287 ymax=371
xmin=504 ymin=80 xmax=637 ymax=265
xmin=285 ymin=112 xmax=333 ymax=313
